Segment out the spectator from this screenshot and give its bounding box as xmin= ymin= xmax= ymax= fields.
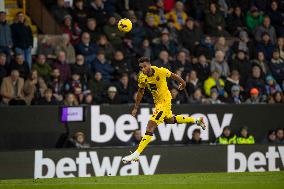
xmin=63 ymin=93 xmax=79 ymax=106
xmin=52 ymin=0 xmax=71 ymax=23
xmin=236 ymin=126 xmax=255 ymax=144
xmin=204 ymin=70 xmax=226 ymax=97
xmin=267 ymin=1 xmax=284 ymax=38
xmin=128 ymin=129 xmax=142 ymax=146
xmin=83 ymin=93 xmax=94 ymax=105
xmin=102 ymin=86 xmax=121 ymax=104
xmin=84 ymin=18 xmax=102 ymax=43
xmin=210 ymin=50 xmax=230 ymax=78
xmin=227 ymin=85 xmax=243 ymax=104
xmin=154 ymin=30 xmax=178 ymax=59
xmin=152 ymin=50 xmax=172 ymax=71
xmin=88 ymin=71 xmax=108 ymax=103
xmin=0 ymin=53 xmax=8 ymax=84
xmin=61 ymin=15 xmax=81 ymax=45
xmin=0 ymin=11 xmax=13 ymax=64
xmin=68 ymin=132 xmax=90 ymax=149
xmin=276 ymin=128 xmax=284 ymax=143
xmin=255 ymin=16 xmax=277 ymax=44
xmin=277 ymin=37 xmax=284 ymax=59
xmin=11 ymin=12 xmax=33 ymax=69
xmin=9 ymin=53 xmax=30 ymax=79
xmin=262 ymin=130 xmax=277 ymax=144
xmin=0 ymin=70 xmax=25 ymax=105
xmin=75 ymin=32 xmax=98 ymax=65
xmin=53 ymin=51 xmax=71 ymax=83
xmin=71 ymin=0 xmax=89 ymax=29
xmin=245 ymin=6 xmax=264 ymax=32
xmin=71 ymin=54 xmax=91 ymax=82
xmin=56 ymin=34 xmax=76 ymax=64
xmin=92 ymin=51 xmax=114 ymax=81
xmin=193 ymin=54 xmax=210 ymax=82
xmin=179 ymin=17 xmax=203 ymax=53
xmin=204 ymin=3 xmax=229 ymax=37
xmin=34 ymin=88 xmax=58 ymax=105
xmin=112 ymin=50 xmax=133 ymax=77
xmin=166 ymin=1 xmax=188 ymax=30
xmin=188 ymin=88 xmax=204 ymax=104
xmin=273 ymin=91 xmax=284 ymax=103
xmin=103 ymin=16 xmax=125 ymax=48
xmin=269 ymin=50 xmax=284 ymax=84
xmin=245 ymin=65 xmax=266 ymax=95
xmin=116 ymin=73 xmax=134 ymax=103
xmin=171 ymin=88 xmax=186 ymax=104
xmin=226 ymin=6 xmax=246 ymax=36
xmin=206 ymin=88 xmax=222 ymax=104
xmin=97 ymin=35 xmax=114 ymax=60
xmin=225 ymin=70 xmax=241 ymax=95
xmin=194 ymin=35 xmax=215 ymax=59
xmin=129 ymin=15 xmax=146 ymax=47
xmin=265 ymin=75 xmax=282 ymax=95
xmin=245 ymin=88 xmax=262 ymax=104
xmin=256 ymin=32 xmax=275 ymax=61
xmin=144 ymin=16 xmax=161 ymax=43
xmin=230 ymin=50 xmax=252 ymax=85
xmin=47 ymin=68 xmax=64 ymax=102
xmin=137 ymin=39 xmax=153 ymax=60
xmin=216 ymin=126 xmax=236 ymax=144
xmin=251 ymin=51 xmax=270 ymax=75
xmin=185 ymin=70 xmax=202 ymax=96
xmin=37 ymin=36 xmax=56 ymax=64
xmin=32 ymin=54 xmax=52 ymax=81
xmin=214 ymin=37 xmax=230 ymax=58
xmin=187 ymin=129 xmax=203 ymax=144
xmin=231 ymin=30 xmax=255 ymax=59
xmin=172 ymin=50 xmax=192 ymax=73
xmin=89 ymin=0 xmax=110 ymax=27
xmin=63 ymin=73 xmax=87 ymax=95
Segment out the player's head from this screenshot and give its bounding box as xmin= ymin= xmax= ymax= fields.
xmin=138 ymin=57 xmax=151 ymax=75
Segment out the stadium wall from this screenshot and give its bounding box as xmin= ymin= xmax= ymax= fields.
xmin=0 ymin=105 xmax=284 ymax=150
xmin=0 ymin=145 xmax=283 ymax=179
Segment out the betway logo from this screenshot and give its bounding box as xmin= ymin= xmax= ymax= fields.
xmin=34 ymin=150 xmax=160 ymax=178
xmin=91 ymin=106 xmax=233 ymax=142
xmin=228 ymin=145 xmax=284 ymax=172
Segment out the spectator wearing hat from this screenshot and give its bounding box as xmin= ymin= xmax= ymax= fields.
xmin=210 ymin=50 xmax=230 ymax=78
xmin=102 ymin=86 xmax=121 ymax=104
xmin=245 ymin=65 xmax=266 ymax=95
xmin=193 ymin=54 xmax=210 ymax=82
xmin=165 ymin=1 xmax=188 ymax=30
xmin=245 ymin=6 xmax=264 ymax=32
xmin=52 ymin=0 xmax=71 ymax=23
xmin=230 ymin=49 xmax=252 ymax=85
xmin=32 ymin=54 xmax=52 ymax=81
xmin=91 ymin=51 xmax=113 ymax=81
xmin=88 ymin=71 xmax=108 ymax=103
xmin=215 ymin=126 xmax=236 ymax=144
xmin=11 ymin=12 xmax=33 ymax=69
xmin=269 ymin=50 xmax=284 ymax=84
xmin=246 ymin=88 xmax=262 ymax=104
xmin=262 ymin=130 xmax=277 ymax=144
xmin=75 ymin=32 xmax=98 ymax=65
xmin=103 ymin=16 xmax=125 ymax=48
xmin=204 ymin=2 xmax=230 ymax=37
xmin=56 ymin=34 xmax=76 ymax=64
xmin=0 ymin=53 xmax=8 ymax=84
xmin=61 ymin=14 xmax=82 ymax=45
xmin=256 ymin=32 xmax=276 ymax=61
xmin=52 ymin=51 xmax=71 ymax=83
xmin=265 ymin=75 xmax=282 ymax=95
xmin=0 ymin=11 xmax=13 ymax=64
xmin=227 ymin=85 xmax=243 ymax=104
xmin=83 ymin=18 xmax=102 ymax=43
xmin=70 ymin=54 xmax=91 ymax=83
xmin=237 ymin=127 xmax=255 ymax=144
xmin=225 ymin=70 xmax=241 ymax=95
xmin=204 ymin=70 xmax=226 ymax=97
xmin=267 ymin=1 xmax=284 ymax=37
xmin=255 ymin=16 xmax=277 ymax=45
xmin=251 ymin=51 xmax=270 ymax=75
xmin=179 ymin=17 xmax=203 ymax=53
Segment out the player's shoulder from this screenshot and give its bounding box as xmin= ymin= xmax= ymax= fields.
xmin=138 ymin=71 xmax=147 ymax=82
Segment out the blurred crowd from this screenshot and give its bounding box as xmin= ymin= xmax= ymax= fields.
xmin=1 ymin=0 xmax=284 ymax=105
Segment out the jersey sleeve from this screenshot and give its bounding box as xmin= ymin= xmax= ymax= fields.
xmin=138 ymin=73 xmax=147 ymax=88
xmin=160 ymin=67 xmax=172 ymax=78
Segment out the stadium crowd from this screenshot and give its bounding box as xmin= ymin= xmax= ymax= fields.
xmin=1 ymin=0 xmax=284 ymax=105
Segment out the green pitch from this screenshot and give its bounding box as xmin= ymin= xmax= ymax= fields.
xmin=0 ymin=172 xmax=283 ymax=189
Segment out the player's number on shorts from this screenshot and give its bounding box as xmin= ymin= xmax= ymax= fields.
xmin=148 ymin=84 xmax=157 ymax=91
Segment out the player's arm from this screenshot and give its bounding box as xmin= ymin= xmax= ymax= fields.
xmin=132 ymin=87 xmax=145 ymax=117
xmin=170 ymin=73 xmax=186 ymax=90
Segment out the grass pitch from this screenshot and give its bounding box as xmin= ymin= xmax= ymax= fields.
xmin=0 ymin=171 xmax=283 ymax=189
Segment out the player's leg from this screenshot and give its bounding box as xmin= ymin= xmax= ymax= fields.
xmin=164 ymin=115 xmax=206 ymax=130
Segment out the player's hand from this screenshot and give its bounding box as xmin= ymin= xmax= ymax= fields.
xmin=178 ymin=81 xmax=186 ymax=90
xmin=131 ymin=107 xmax=138 ymax=117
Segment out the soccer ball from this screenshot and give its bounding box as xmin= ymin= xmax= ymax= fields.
xmin=118 ymin=18 xmax=132 ymax=33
